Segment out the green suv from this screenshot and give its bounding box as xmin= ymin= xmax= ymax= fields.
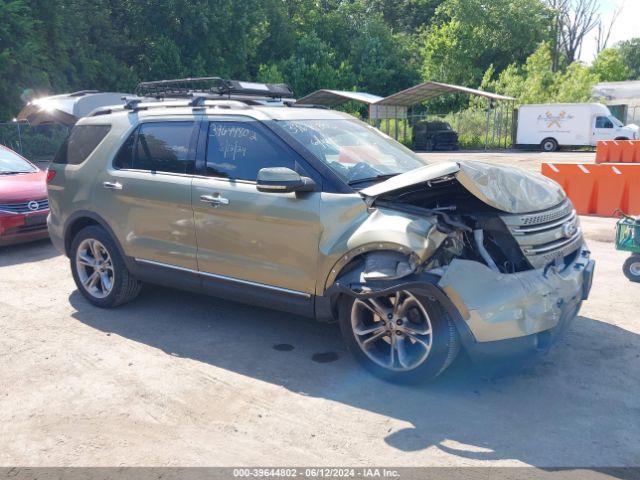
xmin=47 ymin=82 xmax=594 ymax=382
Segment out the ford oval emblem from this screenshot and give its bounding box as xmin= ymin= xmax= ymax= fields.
xmin=27 ymin=200 xmax=39 ymax=211
xmin=562 ymin=222 xmax=577 ymax=238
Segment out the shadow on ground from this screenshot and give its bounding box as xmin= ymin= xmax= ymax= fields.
xmin=0 ymin=238 xmax=59 ymax=266
xmin=69 ymin=285 xmax=639 ymax=468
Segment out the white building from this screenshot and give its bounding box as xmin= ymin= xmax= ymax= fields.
xmin=592 ymin=81 xmax=640 ymax=125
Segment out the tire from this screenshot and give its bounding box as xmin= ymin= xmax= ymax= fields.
xmin=623 ymin=255 xmax=640 ymax=283
xmin=70 ymin=225 xmax=141 ymax=308
xmin=338 ymin=290 xmax=460 ymax=383
xmin=541 ymin=138 xmax=558 ymax=152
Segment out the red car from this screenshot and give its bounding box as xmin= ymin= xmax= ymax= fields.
xmin=0 ymin=145 xmax=49 ymax=246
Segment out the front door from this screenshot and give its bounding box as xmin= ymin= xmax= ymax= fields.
xmin=593 ymin=115 xmax=616 ymax=143
xmin=191 ymin=117 xmax=321 ymax=304
xmin=94 ymin=119 xmax=199 ymax=270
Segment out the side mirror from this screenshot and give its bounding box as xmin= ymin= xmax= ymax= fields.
xmin=256 ymin=167 xmax=316 ymax=193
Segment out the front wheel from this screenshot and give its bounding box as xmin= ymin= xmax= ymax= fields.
xmin=541 ymin=138 xmax=558 ymax=152
xmin=70 ymin=225 xmax=141 ymax=308
xmin=338 ymin=290 xmax=460 ymax=383
xmin=623 ymin=255 xmax=640 ymax=283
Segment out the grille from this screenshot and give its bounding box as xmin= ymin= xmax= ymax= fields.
xmin=0 ymin=198 xmax=49 ymax=214
xmin=4 ymin=222 xmax=48 ymax=235
xmin=517 ymin=201 xmax=574 ymax=226
xmin=501 ymin=200 xmax=582 ymax=269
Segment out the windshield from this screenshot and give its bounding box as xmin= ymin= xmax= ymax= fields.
xmin=610 ymin=116 xmax=624 ymax=128
xmin=0 ymin=148 xmax=37 ymax=174
xmin=279 ymin=119 xmax=427 ymax=185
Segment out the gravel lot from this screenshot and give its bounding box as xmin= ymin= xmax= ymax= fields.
xmin=1 ymin=151 xmax=639 ymax=468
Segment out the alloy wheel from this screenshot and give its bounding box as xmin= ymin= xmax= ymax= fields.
xmin=350 ymin=290 xmax=433 ymax=372
xmin=75 ymin=238 xmax=115 ymax=299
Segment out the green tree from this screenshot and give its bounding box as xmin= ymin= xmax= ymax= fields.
xmin=554 ymin=62 xmax=599 ymax=102
xmin=370 ymin=0 xmax=443 ymax=34
xmin=616 ymin=38 xmax=640 ymax=80
xmin=275 ymin=32 xmax=351 ymax=97
xmin=0 ymin=0 xmax=47 ymax=118
xmin=421 ymin=0 xmax=551 ymax=86
xmin=592 ymin=48 xmax=631 ymax=82
xmin=483 ymin=42 xmax=600 ymax=104
xmin=483 ymin=42 xmax=556 ymax=104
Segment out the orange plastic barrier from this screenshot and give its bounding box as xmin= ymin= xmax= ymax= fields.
xmin=595 ymin=140 xmax=640 ymax=163
xmin=542 ymin=162 xmax=640 ymax=216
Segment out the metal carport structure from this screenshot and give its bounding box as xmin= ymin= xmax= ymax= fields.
xmin=296 ymin=89 xmax=384 ymax=107
xmin=298 ymin=82 xmax=515 ymax=149
xmin=373 ymin=82 xmax=515 ymax=149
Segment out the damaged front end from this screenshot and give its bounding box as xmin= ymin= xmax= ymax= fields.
xmin=329 ymin=161 xmax=595 ymax=362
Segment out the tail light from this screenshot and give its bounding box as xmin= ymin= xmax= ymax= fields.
xmin=46 ymin=169 xmax=57 ymax=183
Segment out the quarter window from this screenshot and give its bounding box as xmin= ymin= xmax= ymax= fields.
xmin=53 ymin=125 xmax=111 ymax=165
xmin=114 ymin=122 xmax=195 ymax=174
xmin=205 ymin=121 xmax=296 ymax=181
xmin=595 ymin=116 xmax=614 ymax=129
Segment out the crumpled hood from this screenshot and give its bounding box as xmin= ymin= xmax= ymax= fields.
xmin=455 ymin=161 xmax=566 ymax=213
xmin=361 ymin=160 xmax=566 ymax=214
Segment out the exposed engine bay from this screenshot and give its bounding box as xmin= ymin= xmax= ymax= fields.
xmin=350 ymin=168 xmax=582 ymax=279
xmin=368 ymin=174 xmax=581 ymax=278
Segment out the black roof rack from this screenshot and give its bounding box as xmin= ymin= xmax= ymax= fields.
xmin=134 ymin=76 xmax=294 ymax=100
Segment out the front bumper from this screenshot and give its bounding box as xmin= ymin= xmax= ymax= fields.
xmin=438 ymin=245 xmax=594 ymax=361
xmin=0 ymin=211 xmax=49 ymax=246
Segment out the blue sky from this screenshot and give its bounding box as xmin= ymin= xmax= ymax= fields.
xmin=579 ymin=0 xmax=640 ymax=62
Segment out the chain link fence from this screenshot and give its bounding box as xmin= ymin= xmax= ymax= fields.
xmin=0 ymin=121 xmax=68 ymax=166
xmin=373 ymin=106 xmax=514 ymax=150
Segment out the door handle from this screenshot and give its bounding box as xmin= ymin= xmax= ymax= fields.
xmin=200 ymin=193 xmax=230 ymax=206
xmin=103 ymin=181 xmax=123 ymax=190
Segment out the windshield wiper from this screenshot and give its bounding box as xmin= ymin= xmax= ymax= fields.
xmin=0 ymin=171 xmax=30 ymax=175
xmin=347 ymin=173 xmax=399 ymax=186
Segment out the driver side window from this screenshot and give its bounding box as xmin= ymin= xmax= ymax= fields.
xmin=205 ymin=121 xmax=300 ymax=181
xmin=596 ymin=116 xmax=613 ymax=129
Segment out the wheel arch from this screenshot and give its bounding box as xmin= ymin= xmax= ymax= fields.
xmin=540 ymin=137 xmax=558 ymax=151
xmin=63 ymin=211 xmax=131 ymax=269
xmin=317 ymin=244 xmax=423 ymax=322
xmin=325 ymin=271 xmax=477 ymax=349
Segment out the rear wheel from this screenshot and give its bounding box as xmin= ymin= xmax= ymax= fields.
xmin=338 ymin=290 xmax=460 ymax=383
xmin=541 ymin=138 xmax=558 ymax=152
xmin=70 ymin=226 xmax=141 ymax=308
xmin=623 ymin=255 xmax=640 ymax=283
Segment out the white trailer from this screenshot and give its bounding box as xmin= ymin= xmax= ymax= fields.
xmin=515 ymin=103 xmax=639 ymax=151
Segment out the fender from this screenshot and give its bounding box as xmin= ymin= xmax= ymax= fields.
xmin=63 ymin=210 xmax=138 ymax=272
xmin=323 ymin=270 xmax=477 ymax=348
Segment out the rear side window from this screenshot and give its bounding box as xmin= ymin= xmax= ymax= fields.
xmin=53 ymin=125 xmax=111 ymax=165
xmin=114 ymin=122 xmax=195 ymax=174
xmin=206 ymin=121 xmax=295 ymax=181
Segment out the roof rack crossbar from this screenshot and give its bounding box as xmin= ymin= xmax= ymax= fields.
xmin=122 ymin=97 xmax=143 ymax=111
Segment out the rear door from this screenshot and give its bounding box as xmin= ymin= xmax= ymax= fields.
xmin=94 ymin=118 xmax=200 ymax=270
xmin=191 ymin=116 xmax=321 ymax=304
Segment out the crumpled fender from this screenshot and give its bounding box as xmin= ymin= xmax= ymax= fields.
xmin=320 ymin=205 xmax=447 ymax=292
xmin=324 ymin=271 xmax=476 ymax=346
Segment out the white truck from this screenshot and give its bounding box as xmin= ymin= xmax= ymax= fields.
xmin=515 ymin=103 xmax=639 ymax=151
